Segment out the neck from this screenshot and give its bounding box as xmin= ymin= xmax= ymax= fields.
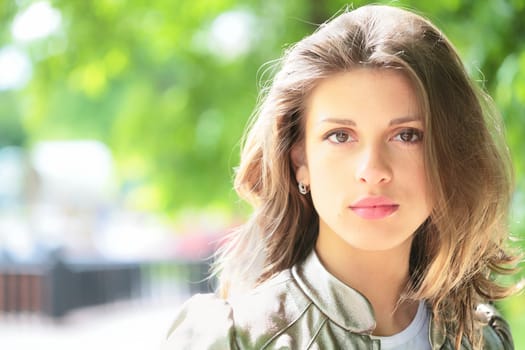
xmin=315 ymin=232 xmax=417 ymax=336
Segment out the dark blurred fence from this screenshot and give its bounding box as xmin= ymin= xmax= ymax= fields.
xmin=0 ymin=255 xmax=213 ymax=319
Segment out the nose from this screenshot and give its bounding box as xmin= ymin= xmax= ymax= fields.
xmin=354 ymin=144 xmax=392 ymax=185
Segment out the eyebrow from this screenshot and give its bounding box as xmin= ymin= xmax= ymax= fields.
xmin=389 ymin=116 xmax=421 ymax=126
xmin=319 ymin=116 xmax=421 ymax=126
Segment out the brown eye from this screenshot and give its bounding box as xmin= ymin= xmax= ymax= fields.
xmin=327 ymin=131 xmax=352 ymax=143
xmin=395 ymin=129 xmax=423 ymax=143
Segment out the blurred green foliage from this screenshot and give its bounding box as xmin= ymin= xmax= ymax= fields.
xmin=1 ymin=0 xmax=524 ymax=344
xmin=1 ymin=0 xmax=524 ymax=213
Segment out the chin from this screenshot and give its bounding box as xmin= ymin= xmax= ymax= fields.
xmin=341 ymin=228 xmax=415 ymax=252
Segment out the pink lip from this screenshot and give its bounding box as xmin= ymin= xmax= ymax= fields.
xmin=349 ymin=196 xmax=399 ymax=220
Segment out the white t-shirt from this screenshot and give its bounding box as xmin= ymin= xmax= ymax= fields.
xmin=371 ymin=301 xmax=431 ymax=350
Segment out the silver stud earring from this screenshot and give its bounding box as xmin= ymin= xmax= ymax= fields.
xmin=298 ymin=182 xmax=309 ymax=195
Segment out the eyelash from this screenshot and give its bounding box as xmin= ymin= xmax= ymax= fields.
xmin=325 ymin=128 xmax=424 ymax=144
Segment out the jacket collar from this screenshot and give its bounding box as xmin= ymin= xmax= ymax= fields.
xmin=429 ymin=316 xmax=447 ymax=349
xmin=291 ymin=250 xmax=376 ymax=334
xmin=291 ymin=250 xmax=448 ymax=348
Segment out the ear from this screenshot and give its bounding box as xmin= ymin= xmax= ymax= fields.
xmin=290 ymin=143 xmax=309 ymax=185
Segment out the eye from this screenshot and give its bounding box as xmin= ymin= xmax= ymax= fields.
xmin=327 ymin=130 xmax=354 ymax=144
xmin=393 ymin=128 xmax=423 ymax=143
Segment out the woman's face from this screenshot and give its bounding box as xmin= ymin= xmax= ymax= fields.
xmin=294 ymin=68 xmax=433 ymax=252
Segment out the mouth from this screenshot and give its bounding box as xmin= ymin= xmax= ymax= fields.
xmin=349 ymin=196 xmax=399 ymax=220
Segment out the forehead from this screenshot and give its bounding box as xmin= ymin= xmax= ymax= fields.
xmin=304 ymin=68 xmax=421 ymax=126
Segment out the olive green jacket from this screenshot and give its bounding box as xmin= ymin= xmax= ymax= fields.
xmin=164 ymin=252 xmax=513 ymax=349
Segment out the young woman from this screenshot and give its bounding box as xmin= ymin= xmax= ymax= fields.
xmin=164 ymin=4 xmax=519 ymax=349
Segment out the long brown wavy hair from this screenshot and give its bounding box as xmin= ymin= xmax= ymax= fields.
xmin=214 ymin=4 xmax=519 ymax=348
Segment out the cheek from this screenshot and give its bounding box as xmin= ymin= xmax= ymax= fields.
xmin=307 ymin=152 xmax=349 ymax=204
xmin=399 ymin=154 xmax=432 ymax=206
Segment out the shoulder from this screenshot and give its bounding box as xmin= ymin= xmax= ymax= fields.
xmin=477 ymin=304 xmax=514 ymax=350
xmin=227 ymin=270 xmax=313 ymax=346
xmin=163 ymin=270 xmax=310 ymax=349
xmin=163 ymin=293 xmax=237 ymax=350
xmin=430 ymin=303 xmax=514 ymax=350
xmin=440 ymin=303 xmax=515 ymax=349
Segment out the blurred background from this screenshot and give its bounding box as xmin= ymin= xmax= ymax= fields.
xmin=0 ymin=0 xmax=524 ymax=348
